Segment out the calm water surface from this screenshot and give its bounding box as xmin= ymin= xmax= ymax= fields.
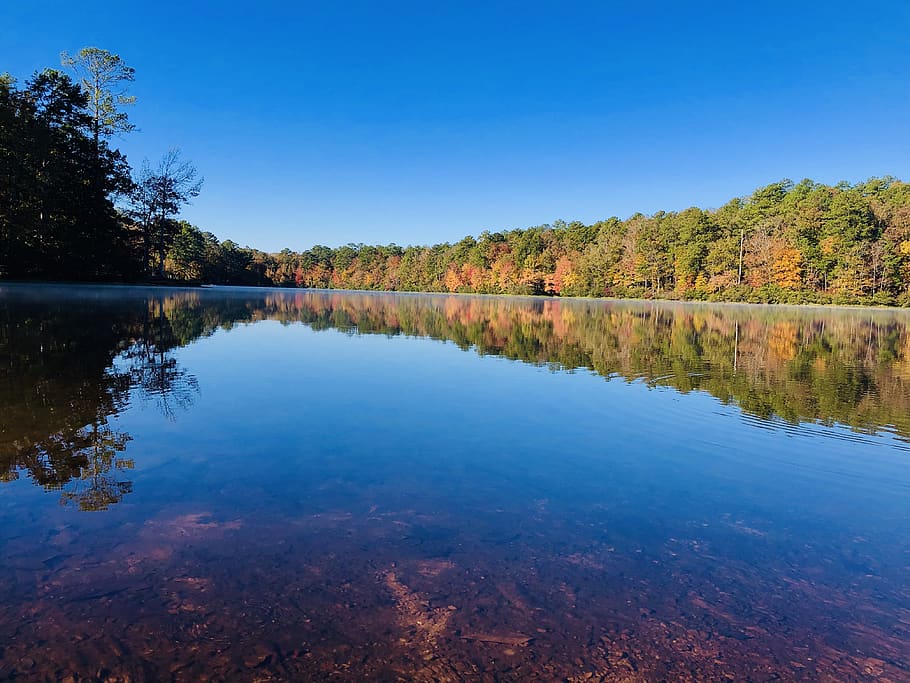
xmin=1 ymin=285 xmax=909 ymax=682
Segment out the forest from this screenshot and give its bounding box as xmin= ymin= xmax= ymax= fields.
xmin=2 ymin=50 xmax=910 ymax=305
xmin=248 ymin=177 xmax=910 ymax=306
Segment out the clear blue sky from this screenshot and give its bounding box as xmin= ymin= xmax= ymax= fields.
xmin=2 ymin=1 xmax=908 ymax=252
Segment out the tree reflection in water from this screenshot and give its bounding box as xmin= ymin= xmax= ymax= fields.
xmin=122 ymin=298 xmax=201 ymax=420
xmin=0 ymin=287 xmax=201 ymax=508
xmin=57 ymin=422 xmax=133 ymax=511
xmin=2 ymin=285 xmax=909 ymax=510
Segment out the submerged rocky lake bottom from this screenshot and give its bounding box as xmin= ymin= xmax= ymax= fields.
xmin=1 ymin=285 xmax=908 ymax=681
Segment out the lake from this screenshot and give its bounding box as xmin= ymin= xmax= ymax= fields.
xmin=1 ymin=284 xmax=908 ymax=681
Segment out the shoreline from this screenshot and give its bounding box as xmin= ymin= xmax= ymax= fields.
xmin=3 ymin=279 xmax=908 ymax=313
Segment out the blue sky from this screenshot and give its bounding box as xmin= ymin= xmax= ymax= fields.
xmin=2 ymin=1 xmax=909 ymax=252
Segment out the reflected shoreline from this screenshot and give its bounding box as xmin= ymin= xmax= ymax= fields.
xmin=1 ymin=285 xmax=909 ymax=681
xmin=2 ymin=284 xmax=909 ymax=509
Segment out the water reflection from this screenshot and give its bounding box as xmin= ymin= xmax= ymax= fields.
xmin=121 ymin=316 xmax=200 ymax=420
xmin=257 ymin=292 xmax=910 ymax=438
xmin=2 ymin=285 xmax=909 ymax=507
xmin=56 ymin=422 xmax=133 ymax=511
xmin=0 ymin=287 xmax=200 ymax=506
xmin=1 ymin=285 xmax=909 ymax=681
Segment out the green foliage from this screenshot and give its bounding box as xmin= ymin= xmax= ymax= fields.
xmin=129 ymin=148 xmax=203 ymax=278
xmin=0 ymin=49 xmax=210 ymax=283
xmin=0 ymin=67 xmax=135 ymax=280
xmin=60 ymin=47 xmax=136 ymax=144
xmin=260 ymin=177 xmax=910 ymax=306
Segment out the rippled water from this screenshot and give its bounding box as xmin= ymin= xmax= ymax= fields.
xmin=1 ymin=284 xmax=909 ymax=681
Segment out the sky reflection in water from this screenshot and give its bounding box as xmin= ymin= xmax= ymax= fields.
xmin=1 ymin=285 xmax=908 ymax=681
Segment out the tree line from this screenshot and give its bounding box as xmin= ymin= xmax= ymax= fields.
xmin=244 ymin=178 xmax=910 ymax=306
xmin=2 ymin=50 xmax=909 ymax=305
xmin=1 ymin=47 xmax=207 ymax=281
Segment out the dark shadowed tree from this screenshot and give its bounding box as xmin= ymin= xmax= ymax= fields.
xmin=130 ymin=149 xmax=203 ymax=277
xmin=0 ymin=68 xmax=133 ymax=279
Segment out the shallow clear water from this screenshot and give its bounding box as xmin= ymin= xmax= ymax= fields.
xmin=1 ymin=284 xmax=909 ymax=681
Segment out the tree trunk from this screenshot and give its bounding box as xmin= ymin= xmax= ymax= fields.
xmin=157 ymin=217 xmax=166 ymax=279
xmin=737 ymin=229 xmax=745 ymax=285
